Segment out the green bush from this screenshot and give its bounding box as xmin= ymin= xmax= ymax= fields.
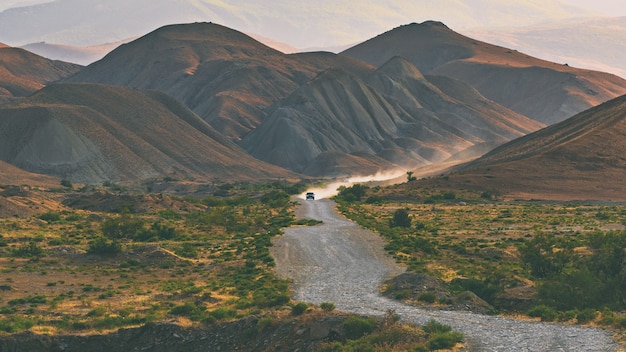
xmin=418 ymin=292 xmax=436 ymax=303
xmin=169 ymin=302 xmax=206 ymax=321
xmin=101 ymin=216 xmax=145 ymax=240
xmin=320 ymin=302 xmax=335 ymax=312
xmin=427 ymin=331 xmax=464 ymax=350
xmin=38 ymin=212 xmax=61 ymax=223
xmin=576 ymin=309 xmax=597 ymax=324
xmin=389 ymin=209 xmax=411 ymax=228
xmin=422 ymin=319 xmax=451 ymax=335
xmin=337 ymin=184 xmax=369 ymax=202
xmin=527 ymin=305 xmax=558 ymax=322
xmin=291 ymin=302 xmax=308 ymax=316
xmin=12 ymin=241 xmax=44 ymax=258
xmin=260 ymin=190 xmax=290 ymax=208
xmin=87 ymin=237 xmax=121 ymax=256
xmin=343 ymin=316 xmax=377 ymax=340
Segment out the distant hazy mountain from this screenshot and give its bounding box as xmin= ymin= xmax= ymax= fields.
xmin=0 ymin=83 xmax=296 ymax=184
xmin=0 ymin=0 xmax=594 ymax=48
xmin=21 ymin=40 xmax=131 ymax=66
xmin=0 ymin=44 xmax=81 ymax=101
xmin=438 ymin=94 xmax=626 ymax=201
xmin=342 ymin=21 xmax=626 ymax=125
xmin=466 ymin=16 xmax=626 ymax=79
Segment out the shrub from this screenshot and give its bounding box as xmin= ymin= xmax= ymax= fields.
xmin=576 ymin=309 xmax=597 ymax=324
xmin=260 ymin=190 xmax=290 ymax=208
xmin=86 ymin=307 xmax=107 ymax=317
xmin=337 ymin=184 xmax=368 ymax=202
xmin=427 ymin=331 xmax=464 ymax=350
xmin=12 ymin=241 xmax=44 ymax=258
xmin=442 ymin=191 xmax=456 ymax=200
xmin=365 ymin=195 xmax=383 ymax=204
xmin=87 ymin=237 xmax=121 ymax=256
xmin=343 ymin=316 xmax=377 ymax=340
xmin=169 ymin=302 xmax=205 ymax=321
xmin=320 ymin=302 xmax=335 ymax=312
xmin=422 ymin=319 xmax=451 ymax=335
xmin=291 ymin=302 xmax=308 ymax=316
xmin=101 ymin=216 xmax=145 ymax=240
xmin=389 ymin=209 xmax=411 ymax=228
xmin=418 ymin=292 xmax=436 ymax=304
xmin=257 ymin=316 xmax=276 ymax=331
xmin=527 ymin=305 xmax=558 ymax=322
xmin=38 ymin=212 xmax=61 ymax=223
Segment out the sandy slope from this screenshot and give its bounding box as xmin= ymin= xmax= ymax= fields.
xmin=271 ymin=199 xmax=617 ymax=351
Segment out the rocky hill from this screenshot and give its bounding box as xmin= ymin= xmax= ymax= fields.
xmin=0 ymin=44 xmax=81 ymax=102
xmin=65 ymin=22 xmax=373 ymax=141
xmin=0 ymin=83 xmax=296 ymax=184
xmin=418 ymin=94 xmax=626 ymax=201
xmin=65 ymin=23 xmax=546 ymax=176
xmin=342 ymin=21 xmax=626 ymax=125
xmin=242 ymin=57 xmax=542 ymax=176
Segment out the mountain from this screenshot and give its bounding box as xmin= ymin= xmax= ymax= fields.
xmin=66 ymin=22 xmax=374 ymax=141
xmin=0 ymin=44 xmax=81 ymax=102
xmin=341 ymin=21 xmax=626 ymax=125
xmin=0 ymin=83 xmax=297 ymax=184
xmin=426 ymin=94 xmax=626 ymax=201
xmin=465 ymin=17 xmax=626 ymax=79
xmin=241 ymin=57 xmax=543 ymax=176
xmin=21 ymin=40 xmax=131 ymax=66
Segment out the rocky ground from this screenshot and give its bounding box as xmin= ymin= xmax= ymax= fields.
xmin=271 ymin=198 xmax=619 ymax=351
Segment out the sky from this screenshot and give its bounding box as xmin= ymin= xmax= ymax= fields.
xmin=0 ymin=0 xmax=625 ymax=48
xmin=0 ymin=0 xmax=625 ymax=13
xmin=562 ymin=0 xmax=626 ymax=15
xmin=0 ymin=0 xmax=623 ymax=16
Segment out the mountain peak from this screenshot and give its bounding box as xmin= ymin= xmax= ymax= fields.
xmin=147 ymin=22 xmax=280 ymax=53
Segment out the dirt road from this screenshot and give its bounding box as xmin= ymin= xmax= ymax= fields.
xmin=271 ymin=199 xmax=618 ymax=351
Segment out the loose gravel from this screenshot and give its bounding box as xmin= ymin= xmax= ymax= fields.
xmin=271 ymin=199 xmax=619 ymax=351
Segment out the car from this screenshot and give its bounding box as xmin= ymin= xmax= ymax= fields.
xmin=306 ymin=192 xmax=315 ymax=200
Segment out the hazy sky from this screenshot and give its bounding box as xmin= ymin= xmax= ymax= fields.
xmin=1 ymin=0 xmax=625 ymax=15
xmin=562 ymin=0 xmax=626 ymax=15
xmin=0 ymin=0 xmax=624 ymax=49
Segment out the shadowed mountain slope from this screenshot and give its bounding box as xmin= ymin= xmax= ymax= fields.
xmin=341 ymin=21 xmax=626 ymax=125
xmin=0 ymin=45 xmax=81 ymax=102
xmin=241 ymin=57 xmax=543 ymax=176
xmin=66 ymin=22 xmax=374 ymax=141
xmin=0 ymin=83 xmax=297 ymax=184
xmin=420 ymin=94 xmax=626 ymax=201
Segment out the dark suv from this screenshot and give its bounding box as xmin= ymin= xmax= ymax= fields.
xmin=306 ymin=192 xmax=315 ymax=200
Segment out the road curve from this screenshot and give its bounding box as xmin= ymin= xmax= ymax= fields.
xmin=271 ymin=198 xmax=618 ymax=351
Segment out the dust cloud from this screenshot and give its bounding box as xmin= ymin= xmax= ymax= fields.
xmin=298 ymin=170 xmax=407 ymax=200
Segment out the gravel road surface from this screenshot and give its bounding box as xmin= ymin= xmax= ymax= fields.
xmin=271 ymin=198 xmax=619 ymax=351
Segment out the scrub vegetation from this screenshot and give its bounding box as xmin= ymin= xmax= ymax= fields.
xmin=0 ymin=181 xmax=464 ymax=351
xmin=335 ymin=183 xmax=626 ymax=333
xmin=0 ymin=182 xmax=304 ymax=334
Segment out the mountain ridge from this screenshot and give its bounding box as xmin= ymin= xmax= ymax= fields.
xmin=342 ymin=21 xmax=626 ymax=125
xmin=0 ymin=83 xmax=298 ymax=184
xmin=418 ymin=94 xmax=626 ymax=201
